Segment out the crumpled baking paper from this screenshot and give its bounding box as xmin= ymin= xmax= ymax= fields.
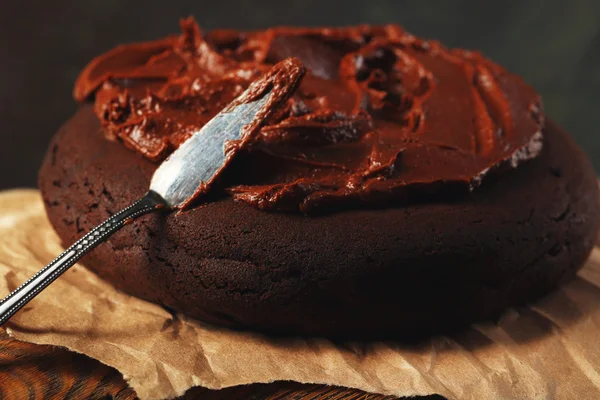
xmin=1 ymin=189 xmax=599 ymax=400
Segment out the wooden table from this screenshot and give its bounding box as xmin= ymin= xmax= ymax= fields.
xmin=0 ymin=329 xmax=445 ymax=399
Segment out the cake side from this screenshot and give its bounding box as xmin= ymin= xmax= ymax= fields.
xmin=39 ymin=105 xmax=600 ymax=338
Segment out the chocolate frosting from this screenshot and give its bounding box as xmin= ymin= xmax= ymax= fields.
xmin=75 ymin=17 xmax=544 ymax=213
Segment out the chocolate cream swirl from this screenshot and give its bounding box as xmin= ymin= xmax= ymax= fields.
xmin=75 ymin=18 xmax=544 ymax=214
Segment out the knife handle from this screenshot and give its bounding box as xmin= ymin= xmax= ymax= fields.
xmin=0 ymin=190 xmax=167 ymax=326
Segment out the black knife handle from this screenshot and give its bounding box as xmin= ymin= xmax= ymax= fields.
xmin=0 ymin=191 xmax=166 ymax=326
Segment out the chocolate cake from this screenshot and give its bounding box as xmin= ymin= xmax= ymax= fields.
xmin=39 ymin=18 xmax=600 ymax=338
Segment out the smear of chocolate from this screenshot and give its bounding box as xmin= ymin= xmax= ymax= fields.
xmin=74 ymin=17 xmax=544 ymax=214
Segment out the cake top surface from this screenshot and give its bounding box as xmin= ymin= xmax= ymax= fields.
xmin=75 ymin=18 xmax=543 ymax=213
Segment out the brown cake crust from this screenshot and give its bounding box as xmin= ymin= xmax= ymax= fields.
xmin=39 ymin=105 xmax=599 ymax=338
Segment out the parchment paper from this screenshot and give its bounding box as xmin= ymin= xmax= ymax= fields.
xmin=1 ymin=189 xmax=599 ymax=400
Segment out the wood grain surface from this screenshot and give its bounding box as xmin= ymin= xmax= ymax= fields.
xmin=0 ymin=329 xmax=442 ymax=399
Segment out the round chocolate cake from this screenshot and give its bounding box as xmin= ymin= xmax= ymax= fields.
xmin=39 ymin=18 xmax=600 ymax=338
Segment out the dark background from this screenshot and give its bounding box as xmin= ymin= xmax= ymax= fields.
xmin=1 ymin=0 xmax=599 ymax=190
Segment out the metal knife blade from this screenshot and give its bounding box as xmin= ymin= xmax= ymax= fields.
xmin=149 ymin=91 xmax=271 ymax=208
xmin=151 ymin=57 xmax=305 ymax=209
